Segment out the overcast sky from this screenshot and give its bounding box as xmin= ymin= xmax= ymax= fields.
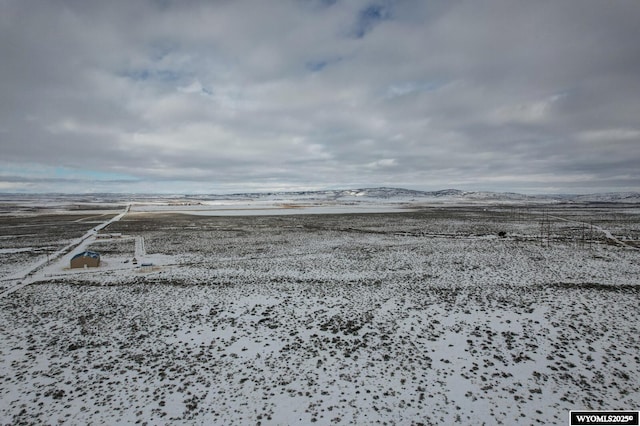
xmin=1 ymin=0 xmax=639 ymax=194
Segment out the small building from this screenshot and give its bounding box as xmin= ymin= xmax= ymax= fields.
xmin=140 ymin=262 xmax=153 ymax=272
xmin=96 ymin=233 xmax=122 ymax=239
xmin=70 ymin=251 xmax=101 ymax=269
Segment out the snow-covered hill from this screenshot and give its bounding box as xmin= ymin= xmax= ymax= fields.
xmin=1 ymin=188 xmax=639 ymax=206
xmin=568 ymin=192 xmax=640 ymax=203
xmin=193 ymin=187 xmax=640 ymax=204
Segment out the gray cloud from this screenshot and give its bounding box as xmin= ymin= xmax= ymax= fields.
xmin=1 ymin=0 xmax=639 ymax=193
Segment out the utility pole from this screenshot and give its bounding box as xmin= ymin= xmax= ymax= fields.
xmin=540 ymin=218 xmax=544 ymax=247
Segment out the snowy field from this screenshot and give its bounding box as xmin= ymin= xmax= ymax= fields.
xmin=1 ymin=200 xmax=639 ymax=424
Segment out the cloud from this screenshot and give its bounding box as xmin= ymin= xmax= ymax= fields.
xmin=1 ymin=0 xmax=639 ymax=193
xmin=367 ymin=158 xmax=398 ymax=169
xmin=352 ymin=2 xmax=393 ymax=38
xmin=577 ymin=128 xmax=640 ymax=143
xmin=488 ymin=94 xmax=565 ymax=125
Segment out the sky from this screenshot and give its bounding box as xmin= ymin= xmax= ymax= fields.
xmin=1 ymin=0 xmax=639 ymax=194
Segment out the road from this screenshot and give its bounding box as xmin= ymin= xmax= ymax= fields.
xmin=549 ymin=214 xmax=639 ymax=251
xmin=0 ymin=204 xmax=131 ymax=297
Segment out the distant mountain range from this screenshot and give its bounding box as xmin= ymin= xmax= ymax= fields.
xmin=193 ymin=187 xmax=640 ymax=204
xmin=2 ymin=187 xmax=640 ymax=204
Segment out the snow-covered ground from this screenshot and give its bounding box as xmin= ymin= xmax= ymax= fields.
xmin=130 ymin=203 xmax=417 ymax=216
xmin=1 ymin=200 xmax=639 ymax=424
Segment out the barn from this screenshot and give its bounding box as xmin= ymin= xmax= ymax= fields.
xmin=70 ymin=251 xmax=101 ymax=268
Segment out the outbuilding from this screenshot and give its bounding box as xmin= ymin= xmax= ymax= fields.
xmin=70 ymin=251 xmax=101 ymax=269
